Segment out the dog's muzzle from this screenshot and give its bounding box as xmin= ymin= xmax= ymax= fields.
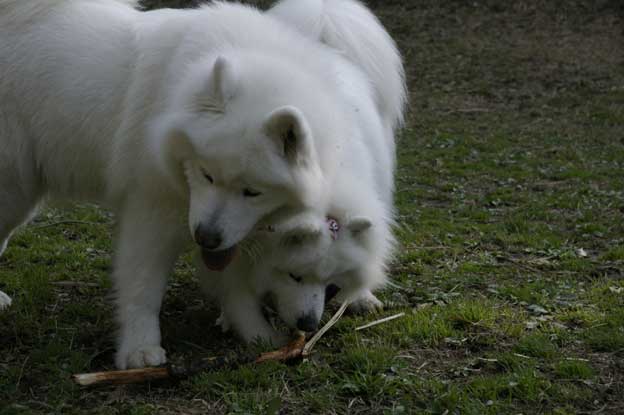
xmin=296 ymin=313 xmax=319 ymax=332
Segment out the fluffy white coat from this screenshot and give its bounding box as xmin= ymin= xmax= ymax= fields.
xmin=199 ymin=0 xmax=406 ymax=343
xmin=0 ymin=0 xmax=394 ymax=368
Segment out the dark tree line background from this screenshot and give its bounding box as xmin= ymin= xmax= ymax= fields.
xmin=140 ymin=0 xmax=624 ymax=15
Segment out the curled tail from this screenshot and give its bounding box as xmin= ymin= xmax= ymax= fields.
xmin=269 ymin=0 xmax=407 ymax=131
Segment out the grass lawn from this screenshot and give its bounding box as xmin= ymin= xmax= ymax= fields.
xmin=1 ymin=1 xmax=623 ymax=414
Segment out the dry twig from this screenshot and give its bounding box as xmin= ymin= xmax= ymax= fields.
xmin=302 ymin=301 xmax=349 ymax=357
xmin=255 ymin=334 xmax=306 ymax=363
xmin=73 ymin=367 xmax=170 ymax=386
xmin=73 ymin=302 xmax=351 ymax=387
xmin=73 ymin=333 xmax=315 ymax=386
xmin=355 ymin=312 xmax=405 ymax=331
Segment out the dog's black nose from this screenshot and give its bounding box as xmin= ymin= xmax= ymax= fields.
xmin=194 ymin=225 xmax=222 ymax=250
xmin=296 ymin=314 xmax=319 ymax=332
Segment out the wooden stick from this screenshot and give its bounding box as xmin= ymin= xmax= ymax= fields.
xmin=302 ymin=301 xmax=349 ymax=357
xmin=73 ymin=335 xmax=308 ymax=387
xmin=355 ymin=312 xmax=405 ymax=331
xmin=73 ymin=303 xmax=351 ymax=387
xmin=73 ymin=367 xmax=169 ymax=386
xmin=255 ymin=334 xmax=306 ymax=364
xmin=73 ymin=355 xmax=247 ymax=387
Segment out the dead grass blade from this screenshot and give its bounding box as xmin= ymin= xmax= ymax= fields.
xmin=302 ymin=301 xmax=349 ymax=357
xmin=355 ymin=312 xmax=405 ymax=331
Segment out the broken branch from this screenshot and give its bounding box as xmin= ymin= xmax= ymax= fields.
xmin=73 ymin=302 xmax=351 ymax=387
xmin=255 ymin=333 xmax=306 ymax=363
xmin=73 ymin=367 xmax=169 ymax=386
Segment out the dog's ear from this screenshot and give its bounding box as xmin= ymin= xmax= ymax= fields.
xmin=346 ymin=216 xmax=372 ymax=235
xmin=194 ymin=56 xmax=238 ymax=113
xmin=263 ymin=106 xmax=314 ymax=165
xmin=163 ymin=128 xmax=194 ymax=161
xmin=146 ymin=113 xmax=196 ymax=193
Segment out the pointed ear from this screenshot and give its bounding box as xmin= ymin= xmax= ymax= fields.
xmin=263 ymin=106 xmax=314 ymax=165
xmin=194 ymin=56 xmax=238 ymax=113
xmin=347 ymin=216 xmax=372 ymax=235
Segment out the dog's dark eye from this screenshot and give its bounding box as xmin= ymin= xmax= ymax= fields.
xmin=243 ymin=188 xmax=262 ymax=197
xmin=289 ymin=273 xmax=303 ymax=283
xmin=201 ymin=169 xmax=214 ymax=184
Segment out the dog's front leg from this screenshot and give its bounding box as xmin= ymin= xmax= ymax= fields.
xmin=112 ymin=203 xmax=187 ymax=369
xmin=222 ymin=290 xmax=288 ymax=346
xmin=343 ymin=289 xmax=384 ymax=314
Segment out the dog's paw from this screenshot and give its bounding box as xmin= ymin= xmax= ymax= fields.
xmin=216 ymin=312 xmax=231 ymax=332
xmin=116 ymin=345 xmax=167 ymax=369
xmin=348 ymin=292 xmax=384 ymax=315
xmin=0 ymin=291 xmax=12 ymax=310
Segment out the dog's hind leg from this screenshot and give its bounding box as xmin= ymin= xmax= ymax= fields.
xmin=0 ymin=188 xmax=40 ymax=258
xmin=0 ymin=164 xmax=40 ymax=310
xmin=0 ymin=212 xmax=12 ymax=309
xmin=0 ymin=133 xmax=42 ymax=310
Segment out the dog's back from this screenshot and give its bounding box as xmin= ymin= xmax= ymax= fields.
xmin=269 ymin=0 xmax=407 ymax=132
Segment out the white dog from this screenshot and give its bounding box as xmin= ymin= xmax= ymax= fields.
xmin=0 ymin=0 xmax=396 ymax=368
xmin=198 ymin=0 xmax=406 ymax=344
xmin=200 ymin=182 xmax=395 ymax=345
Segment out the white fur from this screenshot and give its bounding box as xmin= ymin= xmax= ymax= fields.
xmin=200 ymin=170 xmax=396 ymax=343
xmin=199 ymin=0 xmax=405 ymax=344
xmin=0 ymin=290 xmax=11 ymax=311
xmin=0 ymin=0 xmax=383 ymax=368
xmin=269 ymin=0 xmax=407 ymax=132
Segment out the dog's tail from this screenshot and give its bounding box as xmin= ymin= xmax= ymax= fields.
xmin=269 ymin=0 xmax=407 ymax=131
xmin=0 ymin=0 xmax=139 ymax=24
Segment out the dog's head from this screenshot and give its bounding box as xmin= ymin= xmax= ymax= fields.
xmin=260 ymin=212 xmax=383 ymax=332
xmin=150 ymin=55 xmax=332 ymax=270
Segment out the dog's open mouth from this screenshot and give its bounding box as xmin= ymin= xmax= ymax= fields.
xmin=201 ymin=245 xmax=238 ymax=271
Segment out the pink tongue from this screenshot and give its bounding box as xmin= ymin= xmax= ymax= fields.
xmin=201 ymin=245 xmax=238 ymax=271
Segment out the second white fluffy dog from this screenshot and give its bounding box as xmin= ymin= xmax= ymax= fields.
xmin=199 ymin=0 xmax=406 ymax=344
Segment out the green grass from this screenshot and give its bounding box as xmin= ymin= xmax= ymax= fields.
xmin=515 ymin=334 xmax=558 ymax=359
xmin=554 ymin=360 xmax=594 ymax=380
xmin=2 ymin=0 xmax=624 ymax=414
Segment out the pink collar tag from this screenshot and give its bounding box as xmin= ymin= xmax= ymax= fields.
xmin=327 ymin=217 xmax=340 ymax=240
